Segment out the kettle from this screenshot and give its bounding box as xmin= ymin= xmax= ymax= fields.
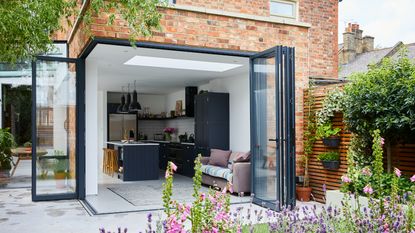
xmin=188 ymin=133 xmax=195 ymax=143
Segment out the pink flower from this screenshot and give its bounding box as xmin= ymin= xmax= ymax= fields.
xmin=222 ymin=186 xmax=227 ymax=194
xmin=341 ymin=175 xmax=351 ymax=183
xmin=410 ymin=175 xmax=415 ymax=182
xmin=394 ymin=167 xmax=401 ymax=177
xmin=165 ymin=170 xmax=170 ymax=178
xmin=363 ymin=184 xmax=373 ymax=195
xmin=170 ymin=162 xmax=177 ymax=172
xmin=380 ymin=137 xmax=385 ymax=145
xmin=200 ymin=193 xmax=206 ymax=200
xmin=361 ymin=167 xmax=372 ymax=176
xmin=228 ymin=182 xmax=234 ymax=193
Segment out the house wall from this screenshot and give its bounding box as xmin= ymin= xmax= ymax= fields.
xmin=68 ymin=0 xmax=339 ymax=177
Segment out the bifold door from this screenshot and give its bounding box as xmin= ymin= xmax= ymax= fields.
xmin=32 ymin=56 xmax=84 ymax=201
xmin=250 ymin=46 xmax=295 ymax=211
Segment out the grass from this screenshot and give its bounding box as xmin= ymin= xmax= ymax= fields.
xmin=242 ymin=223 xmax=269 ymax=233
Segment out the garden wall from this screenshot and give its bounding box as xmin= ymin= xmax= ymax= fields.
xmin=304 ymin=84 xmax=415 ymax=203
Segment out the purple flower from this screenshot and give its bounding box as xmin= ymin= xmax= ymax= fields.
xmin=363 ymin=185 xmax=373 ymax=195
xmin=361 ymin=167 xmax=372 ymax=176
xmin=410 ymin=175 xmax=415 ymax=182
xmin=380 ymin=137 xmax=385 ymax=145
xmin=322 ymin=184 xmax=327 ymax=193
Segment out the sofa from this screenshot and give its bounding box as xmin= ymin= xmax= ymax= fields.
xmin=200 ymin=150 xmax=251 ymax=194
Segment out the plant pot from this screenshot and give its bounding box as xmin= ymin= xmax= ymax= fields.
xmin=322 ymin=136 xmax=340 ymax=147
xmin=321 ymin=160 xmax=340 ymax=170
xmin=296 ymin=186 xmax=312 ymax=202
xmin=0 ymin=169 xmax=10 ymax=188
xmin=54 ymin=172 xmax=67 ymax=189
xmin=25 ymin=147 xmax=32 ymax=153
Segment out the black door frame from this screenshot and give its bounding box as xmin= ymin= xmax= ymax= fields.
xmin=249 ymin=46 xmax=296 ymax=211
xmin=32 ymin=38 xmax=295 ymax=206
xmin=31 ymin=56 xmax=85 ymax=201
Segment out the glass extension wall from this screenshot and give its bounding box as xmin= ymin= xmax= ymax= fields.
xmin=34 ymin=59 xmax=77 ymax=197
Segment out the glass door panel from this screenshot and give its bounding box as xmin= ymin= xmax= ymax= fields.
xmin=250 ymin=46 xmax=296 ymax=211
xmin=252 ymin=54 xmax=277 ymax=206
xmin=33 ymin=59 xmax=77 ymax=198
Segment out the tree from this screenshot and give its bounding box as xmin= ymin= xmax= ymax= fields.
xmin=0 ymin=0 xmax=164 ymax=63
xmin=343 ymin=51 xmax=415 ymax=171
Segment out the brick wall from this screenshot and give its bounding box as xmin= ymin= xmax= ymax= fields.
xmin=175 ymin=0 xmax=270 ymax=16
xmin=68 ymin=0 xmax=338 ymax=175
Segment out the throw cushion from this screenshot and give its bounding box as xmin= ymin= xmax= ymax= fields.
xmin=201 ymin=165 xmax=233 ymax=182
xmin=208 ymin=149 xmax=232 ymax=168
xmin=228 ymin=151 xmax=251 ymax=170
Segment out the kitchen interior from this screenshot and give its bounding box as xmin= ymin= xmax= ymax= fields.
xmin=84 ymin=44 xmax=250 ymax=213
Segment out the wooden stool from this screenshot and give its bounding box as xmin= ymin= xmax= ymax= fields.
xmin=103 ymin=148 xmax=109 ymax=175
xmin=108 ymin=149 xmax=118 ymax=177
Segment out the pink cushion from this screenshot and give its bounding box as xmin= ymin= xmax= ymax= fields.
xmin=208 ymin=149 xmax=232 ymax=168
xmin=228 ymin=151 xmax=251 ymax=170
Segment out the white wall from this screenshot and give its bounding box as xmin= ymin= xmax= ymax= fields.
xmin=198 ymin=74 xmax=250 ymax=152
xmin=85 ymin=60 xmax=98 ymax=195
xmin=165 ymin=90 xmax=185 ymax=115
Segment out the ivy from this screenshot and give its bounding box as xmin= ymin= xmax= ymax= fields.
xmin=316 ymin=87 xmax=345 ymax=126
xmin=0 ymin=0 xmax=166 ymax=63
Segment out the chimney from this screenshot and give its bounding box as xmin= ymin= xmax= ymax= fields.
xmin=363 ymin=36 xmax=374 ymax=52
xmin=342 ymin=23 xmax=375 ymax=63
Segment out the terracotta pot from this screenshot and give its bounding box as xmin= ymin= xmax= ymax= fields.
xmin=54 ymin=172 xmax=67 ymax=189
xmin=296 ymin=186 xmax=312 ymax=202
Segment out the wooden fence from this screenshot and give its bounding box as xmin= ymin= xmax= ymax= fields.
xmin=303 ymin=85 xmax=415 ymax=203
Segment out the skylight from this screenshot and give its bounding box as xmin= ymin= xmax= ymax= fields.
xmin=124 ymin=56 xmax=242 ymax=72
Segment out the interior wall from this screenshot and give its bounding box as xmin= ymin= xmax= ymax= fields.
xmin=165 ymin=90 xmax=185 ymax=115
xmin=199 ymin=73 xmax=250 ymax=152
xmin=85 ymin=60 xmax=98 ymax=196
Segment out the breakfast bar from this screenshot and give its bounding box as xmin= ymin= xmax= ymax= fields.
xmin=107 ymin=141 xmax=159 ymax=181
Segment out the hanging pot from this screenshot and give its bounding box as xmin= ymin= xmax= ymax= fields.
xmin=322 ymin=136 xmax=341 ymax=147
xmin=321 ymin=160 xmax=340 ymax=170
xmin=129 ymin=89 xmax=142 ymax=112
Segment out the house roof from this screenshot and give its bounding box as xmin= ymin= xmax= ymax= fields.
xmin=338 ymin=42 xmax=415 ymax=78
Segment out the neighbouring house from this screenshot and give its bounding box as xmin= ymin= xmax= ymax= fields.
xmin=4 ymin=0 xmax=340 ymax=212
xmin=338 ymin=23 xmax=415 ymax=78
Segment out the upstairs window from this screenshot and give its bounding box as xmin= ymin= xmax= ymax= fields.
xmin=270 ymin=0 xmax=297 ymax=18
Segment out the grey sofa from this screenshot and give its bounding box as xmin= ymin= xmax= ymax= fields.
xmin=200 ymin=156 xmax=251 ymax=194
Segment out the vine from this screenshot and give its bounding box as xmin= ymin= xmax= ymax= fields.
xmin=302 ymin=81 xmax=317 ymax=187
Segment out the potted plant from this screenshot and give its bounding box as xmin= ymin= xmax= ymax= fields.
xmin=316 ymin=123 xmax=341 ymax=147
xmin=0 ymin=128 xmax=16 ymax=187
xmin=163 ymin=127 xmax=176 ymax=141
xmin=23 ymin=141 xmax=32 ymax=152
xmin=54 ymin=159 xmax=68 ymax=189
xmin=317 ymin=151 xmax=340 ymax=170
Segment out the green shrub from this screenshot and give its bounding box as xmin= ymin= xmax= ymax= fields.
xmin=317 ymin=151 xmax=340 ymax=161
xmin=315 ymin=123 xmax=341 ymax=139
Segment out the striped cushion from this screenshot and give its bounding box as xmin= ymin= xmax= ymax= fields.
xmin=201 ymin=165 xmax=233 ymax=182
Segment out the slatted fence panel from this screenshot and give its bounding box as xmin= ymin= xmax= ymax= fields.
xmin=304 ymin=85 xmax=415 ymax=203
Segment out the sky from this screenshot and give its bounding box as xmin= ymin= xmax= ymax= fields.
xmin=338 ymin=0 xmax=415 ymax=48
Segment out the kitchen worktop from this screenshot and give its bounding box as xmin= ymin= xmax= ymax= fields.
xmin=106 ymin=141 xmax=195 ymax=146
xmin=106 ymin=141 xmax=159 ymax=146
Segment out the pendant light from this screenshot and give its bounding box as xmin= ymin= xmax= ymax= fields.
xmin=129 ymin=80 xmax=142 ymax=112
xmin=117 ymin=86 xmax=127 ymax=113
xmin=122 ymin=84 xmax=131 ymax=113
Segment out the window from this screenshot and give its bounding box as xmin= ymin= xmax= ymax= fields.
xmin=270 ymin=0 xmax=296 ymax=18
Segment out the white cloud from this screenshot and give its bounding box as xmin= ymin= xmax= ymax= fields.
xmin=339 ymin=0 xmax=415 ymax=47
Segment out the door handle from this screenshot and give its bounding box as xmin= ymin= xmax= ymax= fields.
xmin=268 ymin=138 xmax=279 ymax=142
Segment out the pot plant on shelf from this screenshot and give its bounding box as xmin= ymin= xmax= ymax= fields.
xmin=317 ymin=151 xmax=340 ymax=170
xmin=54 ymin=158 xmax=68 ymax=189
xmin=23 ymin=141 xmax=32 ymax=152
xmin=0 ymin=128 xmax=16 ymax=187
xmin=316 ymin=122 xmax=341 ymax=147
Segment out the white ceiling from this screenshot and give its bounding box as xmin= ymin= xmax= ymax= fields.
xmin=87 ymin=44 xmax=249 ymax=94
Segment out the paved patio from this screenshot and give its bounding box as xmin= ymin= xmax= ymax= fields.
xmin=0 ymin=187 xmax=322 ymax=233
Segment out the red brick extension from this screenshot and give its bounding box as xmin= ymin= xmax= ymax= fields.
xmin=63 ymin=0 xmax=339 ymax=176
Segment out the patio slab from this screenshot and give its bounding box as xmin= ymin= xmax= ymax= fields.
xmin=0 ymin=188 xmax=322 ymax=233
